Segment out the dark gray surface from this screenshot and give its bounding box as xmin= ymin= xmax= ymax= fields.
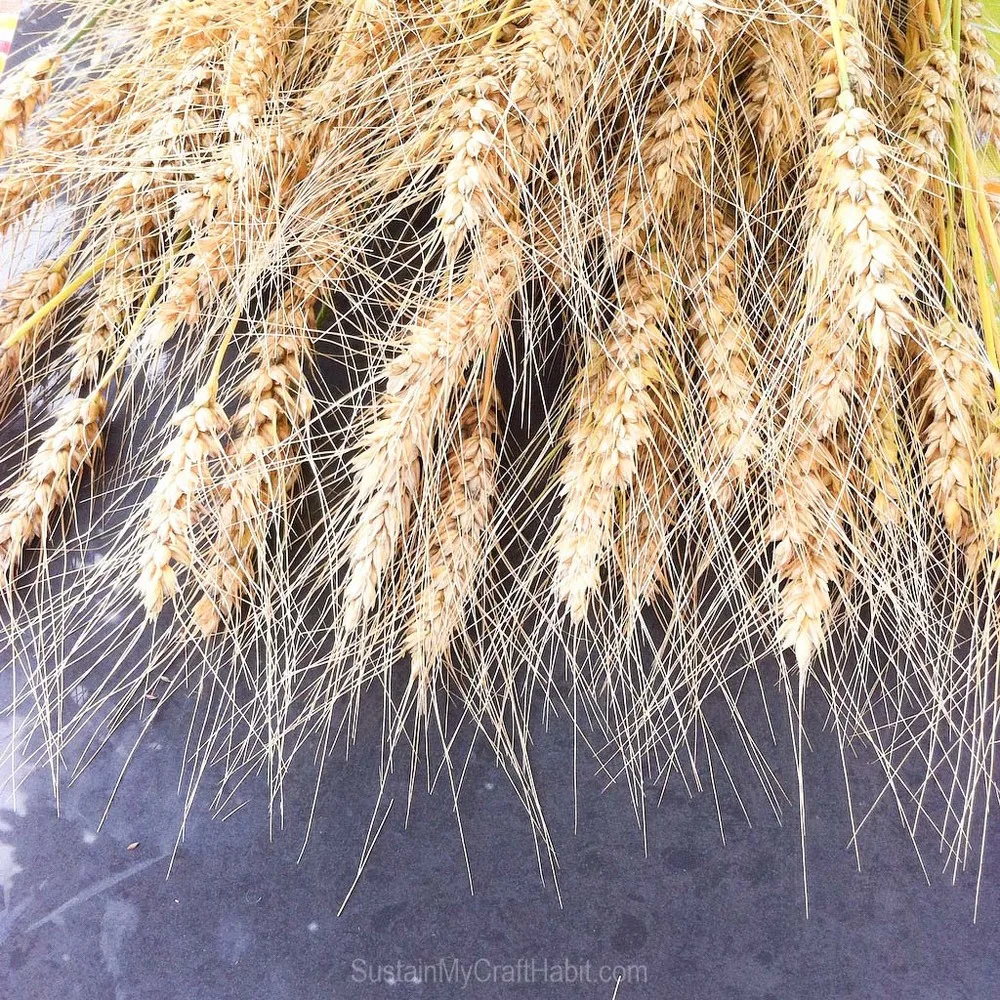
xmin=0 ymin=667 xmax=997 ymax=1000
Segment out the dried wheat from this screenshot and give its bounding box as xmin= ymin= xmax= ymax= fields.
xmin=896 ymin=46 xmax=958 ymax=224
xmin=137 ymin=386 xmax=229 ymax=617
xmin=404 ymin=390 xmax=499 ymax=703
xmin=770 ymin=440 xmax=848 ymax=670
xmin=0 ymin=52 xmax=60 ymax=159
xmin=768 ymin=15 xmax=909 ymax=668
xmin=551 ymin=255 xmax=671 ymax=622
xmin=683 ymin=209 xmax=761 ymax=507
xmin=342 ymin=225 xmax=521 ymax=632
xmin=961 ymin=0 xmax=1000 ymax=148
xmin=608 ymin=48 xmax=719 ymax=256
xmin=223 ymin=0 xmax=299 ymax=136
xmin=0 ymin=260 xmax=67 ymax=405
xmin=916 ymin=317 xmax=995 ymax=566
xmin=0 ymin=392 xmax=105 ymax=582
xmin=193 ymin=265 xmax=321 ymax=634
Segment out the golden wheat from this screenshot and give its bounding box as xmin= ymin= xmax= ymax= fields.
xmin=137 ymin=386 xmax=229 ymax=617
xmin=0 ymin=52 xmax=60 ymax=159
xmin=0 ymin=392 xmax=105 ymax=582
xmin=404 ymin=389 xmax=499 ymax=704
xmin=193 ymin=265 xmax=320 ymax=634
xmin=2 ymin=0 xmax=1000 ymax=894
xmin=551 ymin=255 xmax=671 ymax=621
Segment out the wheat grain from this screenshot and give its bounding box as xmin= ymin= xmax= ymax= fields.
xmin=655 ymin=0 xmax=711 ymax=45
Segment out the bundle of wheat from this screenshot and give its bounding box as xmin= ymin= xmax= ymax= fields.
xmin=1 ymin=0 xmax=1000 ymax=895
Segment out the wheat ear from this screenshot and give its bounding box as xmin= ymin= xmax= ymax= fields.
xmin=193 ymin=265 xmax=321 ymax=634
xmin=0 ymin=261 xmax=67 ymax=406
xmin=341 ymin=0 xmax=605 ymax=630
xmin=0 ymin=393 xmax=105 ymax=583
xmin=137 ymin=386 xmax=229 ymax=618
xmin=683 ymin=209 xmax=762 ymax=507
xmin=615 ymin=386 xmax=685 ymax=608
xmin=609 ymin=63 xmax=717 ymax=255
xmin=769 ymin=440 xmax=849 ymax=671
xmin=342 ymin=225 xmax=521 ymax=632
xmin=741 ymin=15 xmax=813 ymax=180
xmin=223 ymin=0 xmax=299 ymax=137
xmin=551 ymin=255 xmax=672 ymax=622
xmin=438 ymin=0 xmax=600 ymax=256
xmin=404 ymin=388 xmax=499 ymax=707
xmin=897 ymin=47 xmax=959 ymax=226
xmin=916 ymin=317 xmax=996 ymax=567
xmin=0 ymin=65 xmax=137 ymax=235
xmin=0 ymin=52 xmax=60 ymax=160
xmin=960 ymin=0 xmax=1000 ymax=148
xmin=768 ymin=13 xmax=912 ymax=669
